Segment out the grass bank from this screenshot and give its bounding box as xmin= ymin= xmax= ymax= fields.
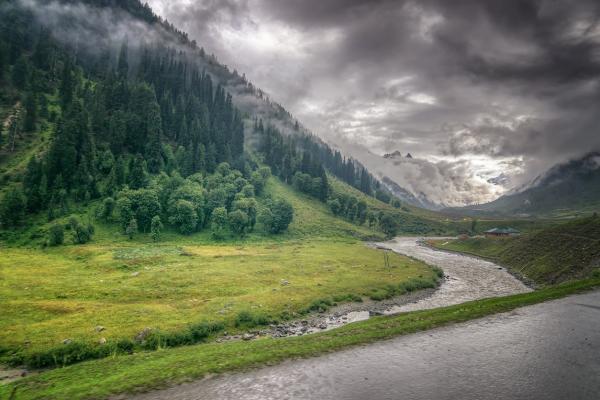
xmin=2 ymin=278 xmax=598 ymax=400
xmin=429 ymin=216 xmax=600 ymax=285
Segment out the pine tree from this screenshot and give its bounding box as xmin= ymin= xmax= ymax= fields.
xmin=59 ymin=58 xmax=74 ymax=108
xmin=117 ymin=40 xmax=129 ymax=79
xmin=22 ymin=92 xmax=37 ymax=132
xmin=126 ymin=217 xmax=138 ymax=239
xmin=11 ymin=55 xmax=28 ymax=89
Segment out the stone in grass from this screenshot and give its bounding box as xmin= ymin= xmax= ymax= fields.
xmin=280 ymin=279 xmax=290 ymax=286
xmin=131 ymin=271 xmax=140 ymax=277
xmin=62 ymin=338 xmax=73 ymax=345
xmin=98 ymin=337 xmax=107 ymax=345
xmin=242 ymin=333 xmax=256 ymax=341
xmin=95 ymin=325 xmax=105 ymax=332
xmin=135 ymin=327 xmax=153 ymax=342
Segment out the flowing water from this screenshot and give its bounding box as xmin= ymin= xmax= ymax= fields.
xmin=130 ymin=290 xmax=600 ymax=400
xmin=379 ymin=237 xmax=531 ymax=313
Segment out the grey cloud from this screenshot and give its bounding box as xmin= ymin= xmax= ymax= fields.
xmin=135 ymin=1 xmax=600 ymax=203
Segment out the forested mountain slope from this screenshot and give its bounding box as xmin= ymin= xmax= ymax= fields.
xmin=0 ymin=0 xmax=451 ymax=242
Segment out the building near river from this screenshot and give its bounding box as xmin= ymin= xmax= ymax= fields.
xmin=484 ymin=228 xmax=521 ymax=237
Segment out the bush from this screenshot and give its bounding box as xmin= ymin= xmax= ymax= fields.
xmin=69 ymin=217 xmax=94 ymax=244
xmin=211 ymin=207 xmax=228 ymax=240
xmin=150 ymin=215 xmax=162 ymax=242
xmin=169 ymin=199 xmax=197 ymax=234
xmin=332 ymin=293 xmax=363 ymax=303
xmin=260 ymin=198 xmax=294 ymax=234
xmin=234 ymin=311 xmax=272 ymax=328
xmin=48 ymin=224 xmax=65 ymax=246
xmin=126 ymin=217 xmax=138 ymax=240
xmin=301 ymin=298 xmax=333 ymax=314
xmin=100 ymin=197 xmax=115 ymax=221
xmin=228 ymin=209 xmax=249 ymax=236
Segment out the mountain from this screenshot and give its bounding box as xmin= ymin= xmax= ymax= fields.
xmin=381 ymin=176 xmax=443 ymax=210
xmin=447 ymin=152 xmax=600 ymax=217
xmin=0 ymin=0 xmax=449 ymax=240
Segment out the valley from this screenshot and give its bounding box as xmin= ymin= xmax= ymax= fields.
xmin=1 ymin=1 xmax=599 ymax=399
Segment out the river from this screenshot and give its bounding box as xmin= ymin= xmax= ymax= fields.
xmin=130 ymin=290 xmax=600 ymax=400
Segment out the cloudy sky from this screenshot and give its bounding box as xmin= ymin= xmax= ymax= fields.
xmin=147 ymin=0 xmax=600 ymax=206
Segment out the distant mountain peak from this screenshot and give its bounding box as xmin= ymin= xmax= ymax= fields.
xmin=383 ymin=150 xmax=402 ymax=159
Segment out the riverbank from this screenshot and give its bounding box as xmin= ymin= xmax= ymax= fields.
xmin=3 ymin=278 xmax=599 ymax=400
xmin=128 ymin=290 xmax=600 ymax=400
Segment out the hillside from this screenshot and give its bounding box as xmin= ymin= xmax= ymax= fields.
xmin=430 ymin=216 xmax=600 ymax=285
xmin=0 ymin=0 xmax=453 ymax=244
xmin=0 ymin=0 xmax=450 ymax=375
xmin=446 ymin=152 xmax=600 ymax=218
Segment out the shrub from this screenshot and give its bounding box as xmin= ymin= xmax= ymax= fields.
xmin=48 ymin=224 xmax=64 ymax=246
xmin=150 ymin=215 xmax=162 ymax=242
xmin=168 ymin=199 xmax=197 ymax=234
xmin=69 ymin=218 xmax=94 ymax=244
xmin=301 ymin=298 xmax=333 ymax=314
xmin=234 ymin=311 xmax=272 ymax=328
xmin=260 ymin=198 xmax=294 ymax=234
xmin=211 ymin=207 xmax=228 ymax=240
xmin=100 ymin=197 xmax=115 ymax=221
xmin=228 ymin=209 xmax=249 ymax=236
xmin=126 ymin=217 xmax=138 ymax=240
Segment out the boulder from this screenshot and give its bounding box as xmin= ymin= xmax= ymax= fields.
xmin=135 ymin=327 xmax=153 ymax=342
xmin=242 ymin=333 xmax=255 ymax=341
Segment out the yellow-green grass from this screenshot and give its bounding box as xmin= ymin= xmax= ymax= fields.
xmin=0 ymin=238 xmax=433 ymax=356
xmin=2 ymin=278 xmax=599 ymax=400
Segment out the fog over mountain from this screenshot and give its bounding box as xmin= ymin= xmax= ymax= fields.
xmin=148 ymin=0 xmax=600 ymax=206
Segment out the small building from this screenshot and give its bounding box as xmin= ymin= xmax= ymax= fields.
xmin=484 ymin=227 xmax=521 ymax=237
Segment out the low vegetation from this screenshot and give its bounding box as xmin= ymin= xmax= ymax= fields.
xmin=430 ymin=216 xmax=600 ymax=285
xmin=0 ymin=230 xmax=435 ymax=369
xmin=3 ymin=278 xmax=598 ymax=400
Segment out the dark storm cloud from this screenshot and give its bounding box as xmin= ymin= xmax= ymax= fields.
xmin=148 ymin=0 xmax=600 ymax=204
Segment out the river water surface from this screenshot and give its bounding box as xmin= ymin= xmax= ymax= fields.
xmin=379 ymin=237 xmax=531 ymax=313
xmin=130 ymin=290 xmax=600 ymax=400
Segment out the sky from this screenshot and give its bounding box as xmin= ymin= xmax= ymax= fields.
xmin=146 ymin=0 xmax=600 ymax=206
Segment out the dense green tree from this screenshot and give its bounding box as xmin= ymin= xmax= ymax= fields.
xmin=260 ymin=198 xmax=293 ymax=234
xmin=23 ymin=156 xmax=44 ymax=212
xmin=0 ymin=187 xmax=26 ymax=228
xmin=22 ymin=92 xmax=37 ymax=132
xmin=169 ymin=199 xmax=197 ymax=234
xmin=150 ymin=215 xmax=162 ymax=242
xmin=210 ymin=206 xmax=228 ymax=240
xmin=379 ymin=213 xmax=398 ymax=238
xmin=232 ymin=197 xmax=257 ymax=231
xmin=70 ymin=217 xmax=94 ymax=244
xmin=327 ymin=198 xmax=341 ymax=216
xmin=228 ymin=209 xmax=249 ymax=236
xmin=168 ymin=182 xmax=205 ymax=229
xmin=48 ymin=224 xmax=64 ymax=246
xmin=100 ymin=197 xmax=115 ymax=221
xmin=126 ymin=217 xmax=138 ymax=239
xmin=11 ymin=55 xmax=28 ymax=89
xmin=128 ymin=155 xmax=148 ymax=189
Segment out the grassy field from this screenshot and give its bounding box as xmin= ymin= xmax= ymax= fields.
xmin=429 ymin=216 xmax=600 ymax=285
xmin=2 ymin=278 xmax=598 ymax=400
xmin=0 ymin=176 xmax=444 ymax=369
xmin=0 ymin=239 xmax=433 ymax=356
